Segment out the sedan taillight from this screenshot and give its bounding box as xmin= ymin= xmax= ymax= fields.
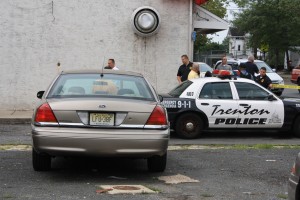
xmin=35 ymin=103 xmax=58 ymax=123
xmin=146 ymin=105 xmax=167 ymax=125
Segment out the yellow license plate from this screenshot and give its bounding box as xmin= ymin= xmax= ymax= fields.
xmin=89 ymin=113 xmax=114 ymax=126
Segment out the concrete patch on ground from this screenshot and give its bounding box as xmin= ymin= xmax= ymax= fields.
xmin=96 ymin=185 xmax=157 ymax=194
xmin=158 ymin=174 xmax=199 ymax=184
xmin=0 ymin=144 xmax=31 ymax=151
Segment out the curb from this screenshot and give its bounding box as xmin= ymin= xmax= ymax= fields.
xmin=0 ymin=118 xmax=31 ymax=124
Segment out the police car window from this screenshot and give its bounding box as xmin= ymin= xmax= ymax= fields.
xmin=169 ymin=81 xmax=193 ymax=97
xmin=235 ymin=82 xmax=270 ymax=100
xmin=199 ymin=82 xmax=232 ymax=99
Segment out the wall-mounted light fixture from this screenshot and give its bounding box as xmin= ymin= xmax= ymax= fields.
xmin=131 ymin=6 xmax=161 ymax=37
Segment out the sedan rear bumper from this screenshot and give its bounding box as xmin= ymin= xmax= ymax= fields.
xmin=32 ymin=126 xmax=169 ymax=158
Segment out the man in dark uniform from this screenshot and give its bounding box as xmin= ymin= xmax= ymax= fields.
xmin=245 ymin=55 xmax=259 ymax=78
xmin=256 ymin=67 xmax=272 ymax=89
xmin=238 ymin=63 xmax=252 ymax=79
xmin=177 ymin=55 xmax=193 ymax=84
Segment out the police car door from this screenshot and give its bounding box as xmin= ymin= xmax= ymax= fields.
xmin=233 ymin=82 xmax=284 ymax=128
xmin=196 ymin=81 xmax=239 ymax=128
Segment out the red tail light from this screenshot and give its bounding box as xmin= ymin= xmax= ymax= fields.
xmin=146 ymin=105 xmax=167 ymax=125
xmin=35 ymin=103 xmax=58 ymax=123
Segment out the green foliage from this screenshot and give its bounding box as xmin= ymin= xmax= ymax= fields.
xmin=232 ymin=0 xmax=300 ymax=66
xmin=202 ymin=0 xmax=228 ymax=18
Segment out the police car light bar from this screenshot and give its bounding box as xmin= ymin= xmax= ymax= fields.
xmin=212 ymin=70 xmax=240 ymax=79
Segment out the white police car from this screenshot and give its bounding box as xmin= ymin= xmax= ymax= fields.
xmin=214 ymin=59 xmax=285 ymax=96
xmin=161 ymin=75 xmax=300 ymax=139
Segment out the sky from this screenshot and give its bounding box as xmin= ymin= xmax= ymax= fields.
xmin=209 ymin=2 xmax=240 ymax=44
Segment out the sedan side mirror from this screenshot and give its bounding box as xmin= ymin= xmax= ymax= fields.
xmin=158 ymin=95 xmax=163 ymax=102
xmin=272 ymin=68 xmax=276 ymax=72
xmin=37 ymin=91 xmax=45 ymax=99
xmin=267 ymin=94 xmax=276 ymax=101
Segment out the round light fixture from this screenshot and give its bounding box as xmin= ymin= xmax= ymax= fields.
xmin=131 ymin=6 xmax=161 ymax=37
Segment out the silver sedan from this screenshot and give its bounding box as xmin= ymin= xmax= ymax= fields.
xmin=32 ymin=70 xmax=169 ymax=172
xmin=288 ymin=152 xmax=300 ymax=200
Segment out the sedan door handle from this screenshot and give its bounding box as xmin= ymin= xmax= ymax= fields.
xmin=239 ymin=104 xmax=249 ymax=106
xmin=201 ymin=103 xmax=209 ymax=106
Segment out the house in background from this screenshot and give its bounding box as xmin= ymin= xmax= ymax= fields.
xmin=227 ymin=27 xmax=252 ymax=59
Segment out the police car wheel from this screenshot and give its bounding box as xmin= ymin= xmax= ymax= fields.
xmin=292 ymin=116 xmax=300 ymax=137
xmin=175 ymin=113 xmax=203 ymax=139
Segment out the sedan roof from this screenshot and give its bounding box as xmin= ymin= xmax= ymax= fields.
xmin=60 ymin=69 xmax=143 ymax=77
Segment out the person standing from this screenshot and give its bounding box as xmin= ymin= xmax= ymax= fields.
xmin=106 ymin=59 xmax=119 ymax=70
xmin=238 ymin=63 xmax=252 ymax=79
xmin=188 ymin=63 xmax=200 ymax=80
xmin=256 ymin=67 xmax=272 ymax=89
xmin=216 ymin=57 xmax=232 ymax=71
xmin=244 ymin=55 xmax=259 ymax=78
xmin=177 ymin=55 xmax=193 ymax=83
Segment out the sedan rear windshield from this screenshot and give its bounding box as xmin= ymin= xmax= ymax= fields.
xmin=47 ymin=74 xmax=155 ymax=101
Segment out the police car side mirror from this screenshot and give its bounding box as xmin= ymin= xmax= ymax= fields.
xmin=267 ymin=94 xmax=276 ymax=101
xmin=272 ymin=68 xmax=276 ymax=72
xmin=158 ymin=95 xmax=163 ymax=102
xmin=37 ymin=91 xmax=45 ymax=99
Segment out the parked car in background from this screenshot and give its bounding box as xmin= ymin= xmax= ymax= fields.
xmin=214 ymin=59 xmax=285 ymax=96
xmin=32 ymin=70 xmax=169 ymax=172
xmin=291 ymin=68 xmax=300 ymax=94
xmin=288 ymin=152 xmax=300 ymax=200
xmin=194 ymin=62 xmax=213 ymax=78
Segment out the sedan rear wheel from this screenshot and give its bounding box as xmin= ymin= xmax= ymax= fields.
xmin=293 ymin=116 xmax=300 ymax=137
xmin=32 ymin=148 xmax=51 ymax=171
xmin=175 ymin=113 xmax=203 ymax=139
xmin=147 ymin=153 xmax=167 ymax=172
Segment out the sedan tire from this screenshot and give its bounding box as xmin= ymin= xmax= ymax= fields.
xmin=147 ymin=153 xmax=167 ymax=172
xmin=175 ymin=113 xmax=203 ymax=139
xmin=32 ymin=148 xmax=51 ymax=171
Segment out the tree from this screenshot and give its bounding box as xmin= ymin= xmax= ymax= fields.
xmin=232 ymin=0 xmax=300 ymax=67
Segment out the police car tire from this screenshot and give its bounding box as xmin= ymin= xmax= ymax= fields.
xmin=175 ymin=113 xmax=203 ymax=139
xmin=292 ymin=116 xmax=300 ymax=137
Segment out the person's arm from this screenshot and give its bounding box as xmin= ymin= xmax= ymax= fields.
xmin=177 ymin=76 xmax=182 ymax=84
xmin=267 ymin=77 xmax=272 ymax=89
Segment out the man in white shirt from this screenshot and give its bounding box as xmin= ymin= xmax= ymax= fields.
xmin=107 ymin=59 xmax=119 ymax=70
xmin=217 ymin=57 xmax=232 ymax=71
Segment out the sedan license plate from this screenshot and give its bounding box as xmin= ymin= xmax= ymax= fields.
xmin=89 ymin=113 xmax=114 ymax=126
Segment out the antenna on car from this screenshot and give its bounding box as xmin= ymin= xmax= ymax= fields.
xmin=100 ymin=57 xmax=105 ymax=78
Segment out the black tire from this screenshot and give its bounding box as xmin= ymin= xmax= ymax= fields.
xmin=32 ymin=148 xmax=51 ymax=171
xmin=147 ymin=153 xmax=167 ymax=172
xmin=292 ymin=116 xmax=300 ymax=137
xmin=175 ymin=113 xmax=203 ymax=139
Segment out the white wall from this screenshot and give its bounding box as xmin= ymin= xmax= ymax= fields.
xmin=0 ymin=0 xmax=192 ymax=110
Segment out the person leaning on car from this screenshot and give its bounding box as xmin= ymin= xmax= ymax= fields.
xmin=244 ymin=55 xmax=259 ymax=78
xmin=177 ymin=55 xmax=193 ymax=84
xmin=256 ymin=67 xmax=272 ymax=89
xmin=188 ymin=63 xmax=200 ymax=80
xmin=216 ymin=57 xmax=232 ymax=71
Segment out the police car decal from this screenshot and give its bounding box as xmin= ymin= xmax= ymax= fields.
xmin=160 ymin=77 xmax=300 ymax=139
xmin=162 ymin=100 xmax=192 ymax=109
